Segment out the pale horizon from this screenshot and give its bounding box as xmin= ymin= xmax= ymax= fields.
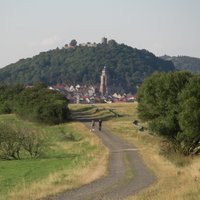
xmin=1 ymin=0 xmax=200 ymax=68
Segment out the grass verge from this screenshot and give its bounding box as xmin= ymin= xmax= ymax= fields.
xmin=0 ymin=113 xmax=108 ymax=200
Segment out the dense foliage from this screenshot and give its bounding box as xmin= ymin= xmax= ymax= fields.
xmin=0 ymin=42 xmax=175 ymax=93
xmin=161 ymin=55 xmax=200 ymax=74
xmin=0 ymin=84 xmax=24 ymax=114
xmin=138 ymin=71 xmax=200 ymax=155
xmin=0 ymin=84 xmax=70 ymax=124
xmin=178 ymin=76 xmax=200 ymax=155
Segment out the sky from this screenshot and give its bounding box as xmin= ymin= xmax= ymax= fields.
xmin=0 ymin=0 xmax=200 ymax=68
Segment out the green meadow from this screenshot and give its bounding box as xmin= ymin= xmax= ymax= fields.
xmin=0 ymin=109 xmax=109 ymax=200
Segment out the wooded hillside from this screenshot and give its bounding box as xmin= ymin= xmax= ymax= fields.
xmin=160 ymin=55 xmax=200 ymax=73
xmin=0 ymin=41 xmax=175 ymax=93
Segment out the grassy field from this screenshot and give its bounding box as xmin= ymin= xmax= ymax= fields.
xmin=95 ymin=102 xmax=200 ymax=200
xmin=0 ymin=103 xmax=199 ymax=200
xmin=0 ymin=111 xmax=109 ymax=200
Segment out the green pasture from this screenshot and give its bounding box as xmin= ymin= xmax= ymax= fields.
xmin=0 ymin=111 xmax=101 ymax=198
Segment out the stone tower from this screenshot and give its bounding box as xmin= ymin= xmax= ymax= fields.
xmin=100 ymin=66 xmax=108 ymax=96
xmin=101 ymin=37 xmax=107 ymax=44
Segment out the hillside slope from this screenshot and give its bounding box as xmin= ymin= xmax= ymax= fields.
xmin=160 ymin=55 xmax=200 ymax=73
xmin=0 ymin=42 xmax=175 ymax=93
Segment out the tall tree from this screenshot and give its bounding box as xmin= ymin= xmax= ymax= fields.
xmin=137 ymin=71 xmax=195 ymax=154
xmin=177 ymin=75 xmax=200 ymax=155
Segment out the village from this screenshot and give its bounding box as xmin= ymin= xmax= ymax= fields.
xmin=48 ymin=66 xmax=136 ymax=104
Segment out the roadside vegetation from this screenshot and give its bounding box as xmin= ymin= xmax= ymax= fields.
xmin=0 ymin=111 xmax=109 ymax=200
xmin=0 ymin=91 xmax=199 ymax=199
xmin=0 ymin=83 xmax=70 ymax=124
xmin=138 ymin=71 xmax=200 ymax=156
xmin=94 ymin=103 xmax=200 ymax=200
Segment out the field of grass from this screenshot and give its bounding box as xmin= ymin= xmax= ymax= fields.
xmin=0 ymin=112 xmax=108 ymax=200
xmin=0 ymin=103 xmax=199 ymax=200
xmin=97 ymin=102 xmax=200 ymax=200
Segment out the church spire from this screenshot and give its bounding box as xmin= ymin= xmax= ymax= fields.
xmin=99 ymin=66 xmax=108 ymax=97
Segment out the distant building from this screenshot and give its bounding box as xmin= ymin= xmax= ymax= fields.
xmin=99 ymin=66 xmax=108 ymax=96
xmin=64 ymin=44 xmax=75 ymax=49
xmin=64 ymin=44 xmax=69 ymax=49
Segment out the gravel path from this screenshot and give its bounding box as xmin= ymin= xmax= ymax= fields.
xmin=46 ymin=120 xmax=155 ymax=200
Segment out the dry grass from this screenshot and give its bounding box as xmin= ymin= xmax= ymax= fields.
xmin=103 ymin=102 xmax=200 ymax=200
xmin=3 ymin=103 xmax=199 ymax=200
xmin=5 ymin=155 xmax=108 ymax=200
xmin=125 ymin=156 xmax=200 ymax=200
xmin=2 ymin=122 xmax=109 ymax=200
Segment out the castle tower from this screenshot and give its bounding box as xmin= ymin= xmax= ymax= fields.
xmin=100 ymin=66 xmax=108 ymax=96
xmin=101 ymin=37 xmax=107 ymax=44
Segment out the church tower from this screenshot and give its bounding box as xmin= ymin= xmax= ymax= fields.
xmin=100 ymin=66 xmax=108 ymax=96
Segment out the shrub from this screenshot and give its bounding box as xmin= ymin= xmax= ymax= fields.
xmin=0 ymin=122 xmax=46 ymax=160
xmin=0 ymin=84 xmax=70 ymax=124
xmin=138 ymin=71 xmax=200 ymax=155
xmin=15 ymin=85 xmax=70 ymax=124
xmin=0 ymin=123 xmax=22 ymax=159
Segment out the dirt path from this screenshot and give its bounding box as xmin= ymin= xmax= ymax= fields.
xmin=46 ymin=121 xmax=155 ymax=200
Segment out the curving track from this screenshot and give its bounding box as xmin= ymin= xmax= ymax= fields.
xmin=46 ymin=120 xmax=155 ymax=200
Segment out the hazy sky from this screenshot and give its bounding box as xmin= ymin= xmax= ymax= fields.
xmin=1 ymin=0 xmax=200 ymax=68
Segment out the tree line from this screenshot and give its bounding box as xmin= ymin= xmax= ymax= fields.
xmin=138 ymin=71 xmax=200 ymax=156
xmin=161 ymin=55 xmax=200 ymax=74
xmin=0 ymin=83 xmax=70 ymax=124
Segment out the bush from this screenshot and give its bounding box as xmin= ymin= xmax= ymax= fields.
xmin=138 ymin=71 xmax=200 ymax=155
xmin=0 ymin=84 xmax=24 ymax=114
xmin=0 ymin=84 xmax=70 ymax=124
xmin=0 ymin=123 xmax=22 ymax=159
xmin=0 ymin=122 xmax=46 ymax=160
xmin=15 ymin=85 xmax=70 ymax=124
xmin=20 ymin=127 xmax=46 ymax=158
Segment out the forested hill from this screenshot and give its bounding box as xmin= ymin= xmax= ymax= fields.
xmin=160 ymin=55 xmax=200 ymax=74
xmin=0 ymin=41 xmax=175 ymax=93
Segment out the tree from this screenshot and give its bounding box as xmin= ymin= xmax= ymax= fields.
xmin=108 ymin=39 xmax=117 ymax=47
xmin=69 ymin=39 xmax=77 ymax=47
xmin=0 ymin=84 xmax=24 ymax=114
xmin=15 ymin=86 xmax=70 ymax=124
xmin=137 ymin=71 xmax=194 ymax=154
xmin=177 ymin=75 xmax=200 ymax=155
